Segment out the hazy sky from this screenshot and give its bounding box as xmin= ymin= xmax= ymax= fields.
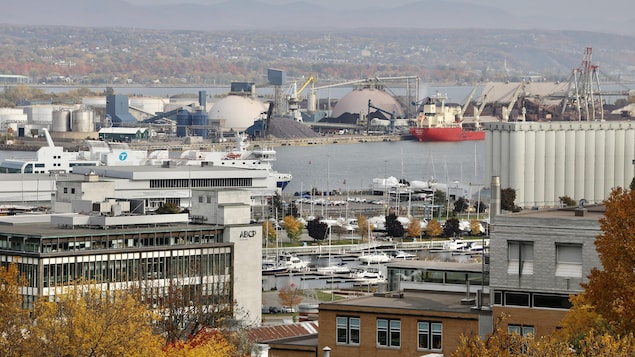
xmin=123 ymin=0 xmax=635 ymax=21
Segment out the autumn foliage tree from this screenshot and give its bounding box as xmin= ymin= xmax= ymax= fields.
xmin=0 ymin=263 xmax=31 ymax=357
xmin=278 ymin=285 xmax=304 ymax=309
xmin=283 ymin=215 xmax=303 ymax=243
xmin=580 ymin=187 xmax=635 ymax=335
xmin=426 ymin=219 xmax=443 ymax=237
xmin=30 ymin=283 xmax=163 ymax=356
xmin=356 ymin=215 xmax=371 ymax=241
xmin=406 ymin=218 xmax=422 ymax=239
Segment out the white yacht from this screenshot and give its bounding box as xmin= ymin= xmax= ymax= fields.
xmin=278 ymin=253 xmax=309 ymax=272
xmin=358 ymin=251 xmax=392 ymax=264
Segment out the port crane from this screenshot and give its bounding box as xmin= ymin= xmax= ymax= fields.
xmin=501 ymin=82 xmax=526 ymax=121
xmin=367 ymin=99 xmax=397 ymax=134
xmin=561 ymin=47 xmax=604 ymax=121
xmin=285 ymin=74 xmax=317 ymax=121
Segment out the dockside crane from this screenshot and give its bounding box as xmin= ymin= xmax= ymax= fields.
xmin=367 ymin=100 xmax=397 ymax=134
xmin=458 ymin=84 xmax=479 ymax=121
xmin=561 ymin=47 xmax=604 ymax=121
xmin=501 ymin=82 xmax=526 ymax=121
xmin=285 ymin=74 xmax=317 ymax=121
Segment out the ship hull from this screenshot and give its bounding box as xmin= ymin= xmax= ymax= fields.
xmin=410 ymin=127 xmax=485 ymax=142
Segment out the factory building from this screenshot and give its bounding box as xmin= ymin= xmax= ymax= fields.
xmin=484 ymin=120 xmax=635 ymax=208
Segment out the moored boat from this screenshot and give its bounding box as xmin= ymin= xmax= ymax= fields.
xmin=409 ymin=94 xmax=485 ymax=142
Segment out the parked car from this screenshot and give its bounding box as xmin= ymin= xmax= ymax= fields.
xmin=261 ymin=305 xmax=270 ymax=314
xmin=281 ymin=305 xmax=296 ymax=313
xmin=268 ymin=306 xmax=282 ymax=314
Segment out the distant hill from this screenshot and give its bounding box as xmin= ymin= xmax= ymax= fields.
xmin=1 ymin=0 xmax=634 ymax=36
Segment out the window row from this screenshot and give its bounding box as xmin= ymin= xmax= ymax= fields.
xmin=336 ymin=316 xmax=442 ymax=351
xmin=149 ymin=178 xmax=253 ymax=188
xmin=31 ymin=252 xmax=231 ymax=288
xmin=507 ymin=241 xmax=582 ymax=277
xmin=493 ymin=290 xmax=572 ymax=309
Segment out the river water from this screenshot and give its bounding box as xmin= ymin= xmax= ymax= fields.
xmin=272 ymin=139 xmax=486 ymax=195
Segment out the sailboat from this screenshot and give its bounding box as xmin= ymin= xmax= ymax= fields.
xmin=317 ymin=226 xmax=351 ymax=274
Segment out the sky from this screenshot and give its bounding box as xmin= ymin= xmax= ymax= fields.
xmin=123 ymin=0 xmax=635 ymax=21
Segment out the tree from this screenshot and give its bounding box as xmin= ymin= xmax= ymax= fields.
xmin=283 ymin=215 xmax=303 ymax=243
xmin=559 ymin=195 xmax=577 ymax=207
xmin=475 ymin=201 xmax=487 ymax=214
xmin=406 ymin=218 xmax=422 ymax=239
xmin=385 ymin=213 xmax=405 ymax=238
xmin=443 ymin=218 xmax=461 ymax=237
xmin=356 ymin=215 xmax=371 ymax=241
xmin=426 ymin=219 xmax=443 ymax=237
xmin=162 ymin=329 xmax=239 ymax=357
xmin=501 ymin=187 xmax=519 ymax=212
xmin=0 ymin=263 xmax=32 ymax=357
xmin=270 ymin=192 xmax=283 ymax=220
xmin=30 ymin=283 xmax=163 ymax=357
xmin=307 ymin=218 xmax=328 ymax=242
xmin=453 ymin=197 xmax=469 ymax=214
xmin=277 ymin=285 xmax=304 ymax=310
xmin=262 ymin=220 xmax=277 ymax=244
xmin=469 ymin=219 xmax=483 ymax=236
xmin=580 ymin=187 xmax=635 ymax=335
xmin=156 ymin=202 xmax=180 ymax=214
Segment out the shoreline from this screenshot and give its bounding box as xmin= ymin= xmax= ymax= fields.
xmin=0 ymin=134 xmax=412 ymax=152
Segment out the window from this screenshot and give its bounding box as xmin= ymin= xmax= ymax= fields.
xmin=63 ymin=187 xmax=68 ymax=194
xmin=556 ymin=244 xmax=582 ymax=277
xmin=508 ymin=324 xmax=535 ymax=354
xmin=418 ymin=321 xmax=442 ymax=351
xmin=198 ymin=196 xmax=203 ymax=203
xmin=377 ymin=318 xmax=400 ymax=348
xmin=507 ymin=241 xmax=534 ymax=275
xmin=505 ymin=292 xmax=530 ymax=307
xmin=336 ymin=316 xmax=360 ymax=345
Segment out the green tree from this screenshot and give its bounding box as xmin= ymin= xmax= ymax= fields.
xmin=156 ymin=202 xmax=180 ymax=214
xmin=501 ymin=187 xmax=519 ymax=212
xmin=443 ymin=218 xmax=461 ymax=237
xmin=559 ymin=195 xmax=577 ymax=207
xmin=385 ymin=213 xmax=405 ymax=238
xmin=307 ymin=218 xmax=328 ymax=242
xmin=453 ymin=197 xmax=469 ymax=214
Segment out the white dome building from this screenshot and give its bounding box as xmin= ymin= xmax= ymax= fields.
xmin=208 ymin=95 xmax=268 ymax=131
xmin=331 ymin=88 xmax=404 ymax=119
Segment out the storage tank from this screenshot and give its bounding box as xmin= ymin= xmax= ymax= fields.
xmin=191 ymin=107 xmax=209 ymax=138
xmin=51 ymin=109 xmax=71 ymax=132
xmin=71 ymin=109 xmax=95 ymax=132
xmin=23 ymin=105 xmax=56 ymax=125
xmin=129 ymin=96 xmax=166 ymax=114
xmin=176 ymin=109 xmax=191 ymax=137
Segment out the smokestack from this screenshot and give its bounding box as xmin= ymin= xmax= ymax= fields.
xmin=198 ymin=91 xmax=206 ymax=110
xmin=490 ymin=176 xmax=501 ymax=220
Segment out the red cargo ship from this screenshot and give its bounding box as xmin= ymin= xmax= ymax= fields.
xmin=410 ymin=94 xmax=485 ymax=142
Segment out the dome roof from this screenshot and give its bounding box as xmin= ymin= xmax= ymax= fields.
xmin=331 ymin=88 xmax=404 ymax=119
xmin=208 ymin=95 xmax=268 ymax=130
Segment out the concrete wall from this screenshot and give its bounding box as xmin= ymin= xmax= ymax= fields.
xmin=485 ymin=121 xmax=635 ymax=208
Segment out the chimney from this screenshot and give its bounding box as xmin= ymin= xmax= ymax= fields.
xmin=490 ymin=176 xmax=501 ymax=220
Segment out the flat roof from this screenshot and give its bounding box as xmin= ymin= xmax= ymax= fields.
xmin=72 ymin=164 xmax=270 ymax=180
xmin=321 ymin=290 xmax=488 ymax=314
xmin=496 ymin=205 xmax=605 ymax=221
xmin=0 ymin=214 xmax=226 ymax=237
xmin=386 ymin=260 xmax=484 ymax=272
